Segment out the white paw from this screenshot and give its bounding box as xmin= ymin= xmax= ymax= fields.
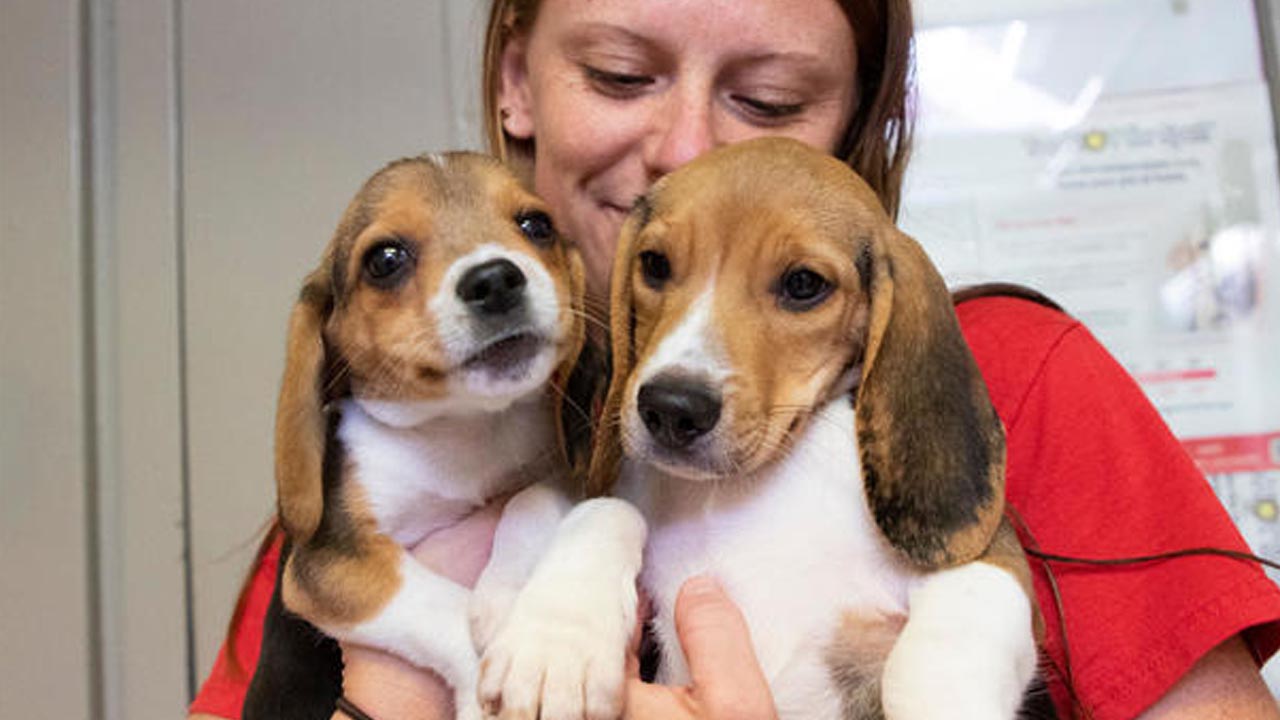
xmin=880 ymin=564 xmax=1036 ymax=720
xmin=477 ymin=576 xmax=636 ymax=720
xmin=453 ymin=691 xmax=486 ymax=720
xmin=471 ymin=572 xmax=521 ymax=653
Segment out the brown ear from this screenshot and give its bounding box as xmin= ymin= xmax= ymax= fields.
xmin=855 ymin=227 xmax=1006 ymax=568
xmin=585 ymin=207 xmax=646 ymax=497
xmin=274 ymin=262 xmax=337 ymax=544
xmin=550 ymin=246 xmax=594 ymax=490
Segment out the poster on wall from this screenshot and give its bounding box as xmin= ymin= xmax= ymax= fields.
xmin=903 ymin=0 xmax=1280 ymax=594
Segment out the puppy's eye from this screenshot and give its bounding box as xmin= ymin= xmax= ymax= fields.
xmin=516 ymin=210 xmax=556 ymax=248
xmin=362 ymin=240 xmax=414 ymax=288
xmin=778 ymin=267 xmax=832 ymax=311
xmin=639 ymin=250 xmax=671 ymax=289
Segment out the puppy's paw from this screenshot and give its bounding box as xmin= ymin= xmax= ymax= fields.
xmin=451 ymin=684 xmax=486 ymax=720
xmin=477 ymin=575 xmax=635 ymax=720
xmin=478 ymin=497 xmax=646 ymax=720
xmin=881 ymin=564 xmax=1036 ymax=720
xmin=456 ymin=703 xmax=486 ymax=720
xmin=470 ymin=572 xmax=521 ymax=653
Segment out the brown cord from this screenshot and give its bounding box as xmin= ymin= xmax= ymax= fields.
xmin=1022 ymin=545 xmax=1280 ymax=572
xmin=1006 ymin=506 xmax=1280 ymax=720
xmin=1006 ymin=508 xmax=1092 ymax=720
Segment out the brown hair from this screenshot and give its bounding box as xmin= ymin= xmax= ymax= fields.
xmin=481 ymin=0 xmax=916 ymax=218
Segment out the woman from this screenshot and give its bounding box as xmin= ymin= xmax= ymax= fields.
xmin=191 ymin=1 xmax=1280 ymax=718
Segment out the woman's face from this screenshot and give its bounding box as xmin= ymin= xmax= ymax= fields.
xmin=499 ymin=0 xmax=858 ymax=302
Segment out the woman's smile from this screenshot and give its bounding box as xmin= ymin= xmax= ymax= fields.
xmin=498 ymin=0 xmax=857 ymax=302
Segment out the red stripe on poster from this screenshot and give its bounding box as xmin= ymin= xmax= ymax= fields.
xmin=1135 ymin=368 xmax=1218 ymax=384
xmin=1181 ymin=432 xmax=1280 ymax=474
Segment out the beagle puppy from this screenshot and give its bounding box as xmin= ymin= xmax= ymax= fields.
xmin=589 ymin=138 xmax=1041 ymax=719
xmin=266 ymin=152 xmax=645 ymax=720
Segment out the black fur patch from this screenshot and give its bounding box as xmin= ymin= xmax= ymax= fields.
xmin=859 ymin=302 xmax=1000 ymax=567
xmin=856 ymin=241 xmax=874 ymax=297
xmin=631 ymin=194 xmax=653 ymax=231
xmin=563 ymin=337 xmax=607 ymax=480
xmin=1016 ymin=673 xmax=1060 ymax=719
xmin=292 ymin=411 xmax=362 ymax=597
xmin=298 ymin=278 xmax=334 ymax=316
xmin=241 ymin=538 xmax=343 ymax=720
xmin=244 ymin=415 xmax=350 ymax=719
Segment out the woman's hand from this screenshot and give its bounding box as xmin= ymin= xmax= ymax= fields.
xmin=625 ymin=576 xmax=778 ymax=720
xmin=336 ymin=498 xmax=509 ymax=720
xmin=336 ymin=510 xmax=779 ymax=720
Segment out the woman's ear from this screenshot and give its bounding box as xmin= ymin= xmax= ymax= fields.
xmin=498 ymin=34 xmax=536 ymax=140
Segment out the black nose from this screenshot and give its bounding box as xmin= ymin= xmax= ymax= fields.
xmin=457 ymin=258 xmax=526 ymax=315
xmin=637 ymin=378 xmax=722 ymax=450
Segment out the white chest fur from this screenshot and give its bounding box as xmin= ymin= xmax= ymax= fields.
xmin=338 ymin=395 xmax=563 ymax=546
xmin=617 ymin=396 xmax=916 ymax=720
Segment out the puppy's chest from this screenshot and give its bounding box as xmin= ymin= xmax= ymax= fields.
xmin=621 ymin=398 xmax=914 ymax=708
xmin=338 ymin=398 xmax=563 ymax=545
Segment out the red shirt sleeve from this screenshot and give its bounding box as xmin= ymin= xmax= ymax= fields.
xmin=188 ymin=534 xmax=282 ymax=719
xmin=958 ymin=296 xmax=1280 ymax=719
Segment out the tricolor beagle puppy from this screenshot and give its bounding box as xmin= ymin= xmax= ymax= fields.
xmin=589 ymin=138 xmax=1042 ymax=719
xmin=261 ymin=152 xmax=645 ymax=720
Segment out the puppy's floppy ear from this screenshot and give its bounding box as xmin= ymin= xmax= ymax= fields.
xmin=550 ymin=245 xmax=595 ymax=489
xmin=585 ymin=202 xmax=647 ymax=497
xmin=274 ymin=258 xmax=340 ymax=544
xmin=854 ymin=226 xmax=1006 ymax=568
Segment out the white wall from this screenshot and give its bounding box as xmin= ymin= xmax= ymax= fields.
xmin=1 ymin=1 xmax=95 ymax=717
xmin=0 ymin=0 xmax=483 ymax=717
xmin=179 ymin=0 xmax=485 ymax=686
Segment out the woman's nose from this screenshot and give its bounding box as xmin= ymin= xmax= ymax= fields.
xmin=645 ymin=89 xmax=719 ymax=180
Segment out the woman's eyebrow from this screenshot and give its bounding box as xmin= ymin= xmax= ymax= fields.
xmin=559 ymin=22 xmax=656 ymax=52
xmin=724 ymin=51 xmax=849 ymax=86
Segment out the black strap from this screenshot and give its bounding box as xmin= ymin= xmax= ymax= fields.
xmin=950 ymin=282 xmax=1064 ymax=311
xmin=335 ymin=696 xmax=379 ymax=720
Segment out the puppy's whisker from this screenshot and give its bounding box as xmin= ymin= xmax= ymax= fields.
xmin=566 ymin=307 xmax=611 ymax=335
xmin=325 ymin=360 xmax=352 ymax=397
xmin=544 ymin=379 xmax=593 ymax=429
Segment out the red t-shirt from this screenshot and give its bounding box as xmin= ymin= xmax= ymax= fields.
xmin=959 ymin=296 xmax=1280 ymax=717
xmin=190 ymin=296 xmax=1280 ymax=719
xmin=189 ymin=536 xmax=281 ymax=718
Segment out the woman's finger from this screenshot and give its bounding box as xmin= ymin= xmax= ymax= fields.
xmin=674 ymin=575 xmax=776 ymax=719
xmin=625 ymin=677 xmax=698 ymax=719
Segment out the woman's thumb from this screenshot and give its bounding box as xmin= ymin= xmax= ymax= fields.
xmin=674 ymin=575 xmax=775 ymax=719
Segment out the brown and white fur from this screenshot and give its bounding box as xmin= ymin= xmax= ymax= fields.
xmin=588 ymin=138 xmax=1041 ymax=719
xmin=273 ymin=152 xmax=645 ymax=720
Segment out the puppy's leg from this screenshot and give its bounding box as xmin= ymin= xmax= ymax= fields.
xmin=471 ymin=482 xmax=573 ymax=651
xmin=284 ymin=539 xmax=484 ymax=720
xmin=478 ymin=498 xmax=647 ymax=720
xmin=879 ymin=562 xmax=1037 ymax=720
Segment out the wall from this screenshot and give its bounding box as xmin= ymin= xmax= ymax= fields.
xmin=0 ymin=1 xmax=480 ymax=717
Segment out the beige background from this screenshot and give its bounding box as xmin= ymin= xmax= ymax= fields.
xmin=1 ymin=1 xmax=480 ymax=717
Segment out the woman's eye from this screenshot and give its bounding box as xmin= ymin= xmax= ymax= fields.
xmin=584 ymin=66 xmax=654 ymax=97
xmin=733 ymin=94 xmax=805 ymax=121
xmin=516 ymin=210 xmax=556 ymax=248
xmin=639 ymin=250 xmax=671 ymax=289
xmin=362 ymin=240 xmax=415 ymax=288
xmin=778 ymin=267 xmax=832 ymax=311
